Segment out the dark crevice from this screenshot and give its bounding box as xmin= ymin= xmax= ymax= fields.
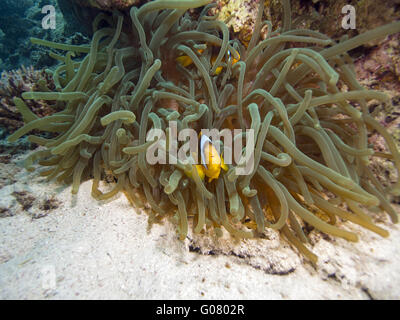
xmin=187 ymin=239 xmax=296 ymax=276
xmin=265 ymin=267 xmax=296 ymax=276
xmin=188 ymin=244 xmax=201 ymax=253
xmin=361 ymin=287 xmax=375 ymax=300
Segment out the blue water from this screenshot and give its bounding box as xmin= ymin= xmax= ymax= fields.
xmin=0 ymin=0 xmax=86 ymax=72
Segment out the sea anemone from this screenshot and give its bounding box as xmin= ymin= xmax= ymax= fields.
xmin=8 ymin=0 xmax=400 ymax=264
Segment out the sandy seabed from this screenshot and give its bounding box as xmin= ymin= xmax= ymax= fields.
xmin=0 ymin=149 xmax=400 ymax=300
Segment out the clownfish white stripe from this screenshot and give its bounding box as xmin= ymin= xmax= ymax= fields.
xmin=200 ymin=133 xmax=213 ymax=169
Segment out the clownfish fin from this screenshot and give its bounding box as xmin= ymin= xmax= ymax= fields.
xmin=215 ymin=66 xmax=223 ymax=75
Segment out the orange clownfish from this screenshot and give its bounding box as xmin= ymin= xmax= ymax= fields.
xmin=184 ymin=132 xmax=228 ymax=182
xmin=200 ymin=133 xmax=227 ymax=182
xmin=200 ymin=133 xmax=229 ymax=182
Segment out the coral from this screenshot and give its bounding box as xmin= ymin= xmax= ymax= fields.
xmin=212 ymin=0 xmax=400 ymax=47
xmin=72 ymin=0 xmax=145 ymax=10
xmin=0 ymin=66 xmax=61 ymax=134
xmin=213 ymin=0 xmax=264 ymax=46
xmin=252 ymin=0 xmax=400 ymax=43
xmin=351 ymin=33 xmax=400 ymax=196
xmin=290 ymin=0 xmax=400 ymax=42
xmin=354 ymin=33 xmax=400 ymax=92
xmin=8 ymin=0 xmax=400 ymax=265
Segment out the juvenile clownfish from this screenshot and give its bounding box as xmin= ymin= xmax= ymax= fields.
xmin=198 ymin=133 xmax=228 ymax=182
xmin=176 ymin=46 xmax=240 ymax=75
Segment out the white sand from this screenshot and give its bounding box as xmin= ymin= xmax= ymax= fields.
xmin=1 ymin=151 xmax=400 ymax=299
